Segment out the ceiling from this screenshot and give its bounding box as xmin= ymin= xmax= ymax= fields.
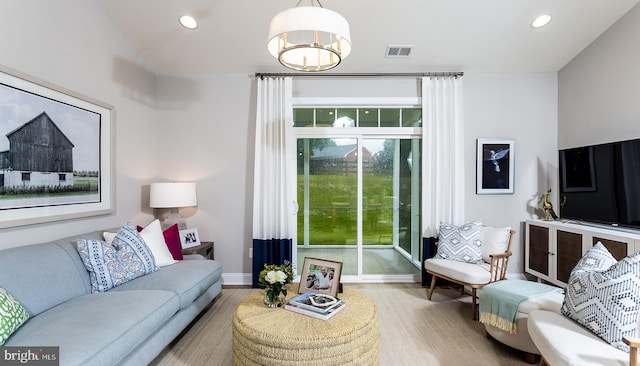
xmin=96 ymin=0 xmax=640 ymax=74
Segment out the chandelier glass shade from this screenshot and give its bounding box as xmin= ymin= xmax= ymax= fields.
xmin=267 ymin=6 xmax=351 ymax=72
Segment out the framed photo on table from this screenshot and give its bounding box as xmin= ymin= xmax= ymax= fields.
xmin=179 ymin=228 xmax=201 ymax=249
xmin=298 ymin=257 xmax=343 ymax=298
xmin=476 ymin=138 xmax=514 ymax=194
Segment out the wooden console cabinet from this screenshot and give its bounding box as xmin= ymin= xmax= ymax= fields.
xmin=525 ymin=220 xmax=640 ymax=287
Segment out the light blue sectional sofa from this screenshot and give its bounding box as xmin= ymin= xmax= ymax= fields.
xmin=0 ymin=230 xmax=223 ymax=366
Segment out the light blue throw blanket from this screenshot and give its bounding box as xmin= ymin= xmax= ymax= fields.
xmin=479 ymin=280 xmax=563 ymax=334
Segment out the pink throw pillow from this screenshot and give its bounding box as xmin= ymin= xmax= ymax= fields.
xmin=163 ymin=224 xmax=183 ymax=260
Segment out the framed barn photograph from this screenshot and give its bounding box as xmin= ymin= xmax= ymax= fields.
xmin=476 ymin=138 xmax=514 ymax=194
xmin=0 ymin=65 xmax=114 ymax=228
xmin=298 ymin=257 xmax=343 ymax=298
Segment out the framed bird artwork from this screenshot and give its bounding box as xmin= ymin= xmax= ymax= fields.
xmin=476 ymin=139 xmax=514 ymax=194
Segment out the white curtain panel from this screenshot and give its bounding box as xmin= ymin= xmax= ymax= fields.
xmin=421 ymin=76 xmax=465 ymax=237
xmin=252 ymin=77 xmax=295 ymax=240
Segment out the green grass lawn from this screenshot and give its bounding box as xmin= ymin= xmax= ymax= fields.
xmin=298 ymin=174 xmax=396 ymax=246
xmin=0 ymin=175 xmax=98 ymax=199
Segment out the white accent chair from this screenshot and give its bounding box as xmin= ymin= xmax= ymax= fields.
xmin=425 ymin=226 xmax=515 ymax=320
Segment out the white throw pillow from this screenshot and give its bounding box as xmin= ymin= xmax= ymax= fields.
xmin=480 ymin=226 xmax=512 ymax=263
xmin=139 ymin=220 xmax=178 ymax=267
xmin=103 ymin=231 xmax=116 ymax=244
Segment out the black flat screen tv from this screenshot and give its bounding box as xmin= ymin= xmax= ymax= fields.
xmin=559 ymin=138 xmax=640 ymax=229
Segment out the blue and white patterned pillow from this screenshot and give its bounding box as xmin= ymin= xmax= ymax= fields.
xmin=435 ymin=221 xmax=483 ymax=263
xmin=111 ymin=222 xmax=157 ymax=274
xmin=77 ymin=222 xmax=157 ymax=292
xmin=561 ymin=244 xmax=640 ymax=352
xmin=569 ymin=242 xmax=617 ymax=276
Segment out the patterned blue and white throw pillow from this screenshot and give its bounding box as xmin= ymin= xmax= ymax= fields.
xmin=561 ymin=244 xmax=640 ymax=352
xmin=435 ymin=221 xmax=483 ymax=264
xmin=111 ymin=222 xmax=157 ymax=275
xmin=77 ymin=222 xmax=157 ymax=293
xmin=568 ymin=242 xmax=617 ymax=276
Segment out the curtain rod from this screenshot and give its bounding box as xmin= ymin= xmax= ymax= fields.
xmin=254 ymin=72 xmax=463 ymax=79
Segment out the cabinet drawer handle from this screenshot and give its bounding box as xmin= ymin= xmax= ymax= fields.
xmin=548 ymin=252 xmax=555 ymax=256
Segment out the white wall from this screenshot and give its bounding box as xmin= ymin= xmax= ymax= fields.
xmin=0 ymin=0 xmax=157 ymax=248
xmin=0 ymin=1 xmax=559 ymax=280
xmin=559 ymin=3 xmax=640 ymax=148
xmin=464 ymin=73 xmax=558 ymax=274
xmin=154 ymin=73 xmax=255 ymax=277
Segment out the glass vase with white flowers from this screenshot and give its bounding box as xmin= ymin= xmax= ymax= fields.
xmin=259 ymin=260 xmax=294 ymax=308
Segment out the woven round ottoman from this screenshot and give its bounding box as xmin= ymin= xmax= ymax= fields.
xmin=232 ymin=288 xmax=378 ymax=366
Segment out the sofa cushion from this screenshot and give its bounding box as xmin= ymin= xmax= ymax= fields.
xmin=110 ymin=259 xmax=223 ymax=309
xmin=480 ymin=226 xmax=511 ymax=263
xmin=0 ymin=242 xmax=91 ymax=317
xmin=0 ymin=288 xmax=29 ymax=345
xmin=424 ymin=258 xmax=491 ymax=284
xmin=4 ymin=290 xmax=179 ymax=366
xmin=528 ymin=310 xmax=629 ymax=366
xmin=435 ymin=221 xmax=483 ymax=263
xmin=561 ymin=245 xmax=640 ymax=352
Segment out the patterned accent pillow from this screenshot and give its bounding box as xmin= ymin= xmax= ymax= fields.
xmin=569 ymin=242 xmax=617 ymax=276
xmin=111 ymin=222 xmax=157 ymax=273
xmin=78 ymin=222 xmax=157 ymax=292
xmin=436 ymin=221 xmax=483 ymax=263
xmin=561 ymin=244 xmax=640 ymax=352
xmin=0 ymin=288 xmax=29 ymax=345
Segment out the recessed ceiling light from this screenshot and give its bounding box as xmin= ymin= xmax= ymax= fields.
xmin=531 ymin=14 xmax=551 ymax=29
xmin=179 ymin=15 xmax=198 ymax=29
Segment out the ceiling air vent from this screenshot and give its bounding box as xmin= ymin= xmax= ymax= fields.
xmin=385 ymin=45 xmax=413 ymax=58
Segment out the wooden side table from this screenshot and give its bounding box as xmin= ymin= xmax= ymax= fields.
xmin=182 ymin=241 xmax=214 ymax=259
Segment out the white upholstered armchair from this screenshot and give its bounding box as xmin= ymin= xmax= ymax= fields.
xmin=424 ymin=223 xmax=515 ymax=320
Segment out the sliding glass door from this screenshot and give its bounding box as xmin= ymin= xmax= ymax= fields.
xmin=296 ymin=135 xmax=421 ymax=280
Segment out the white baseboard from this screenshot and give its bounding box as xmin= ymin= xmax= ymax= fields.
xmin=222 ymin=273 xmax=252 ymax=286
xmin=221 ymin=272 xmax=530 ymax=286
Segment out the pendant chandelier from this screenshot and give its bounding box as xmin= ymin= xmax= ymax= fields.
xmin=267 ymin=0 xmax=351 ymax=72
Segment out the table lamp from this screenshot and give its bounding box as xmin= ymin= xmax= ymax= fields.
xmin=149 ymin=182 xmax=197 ymax=230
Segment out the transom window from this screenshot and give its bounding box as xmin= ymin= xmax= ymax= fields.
xmin=293 ymin=108 xmax=422 ymax=128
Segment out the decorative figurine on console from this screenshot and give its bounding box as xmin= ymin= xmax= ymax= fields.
xmin=541 ymin=188 xmax=558 ymax=221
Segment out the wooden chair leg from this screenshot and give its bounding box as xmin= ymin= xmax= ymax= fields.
xmin=523 ymin=352 xmax=537 ymax=364
xmin=471 ymin=288 xmax=478 ymax=320
xmin=428 ymin=275 xmax=437 ymax=300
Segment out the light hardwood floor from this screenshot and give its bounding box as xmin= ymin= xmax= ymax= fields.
xmin=150 ymin=283 xmax=535 ymax=366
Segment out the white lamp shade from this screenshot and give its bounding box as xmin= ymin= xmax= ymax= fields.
xmin=149 ymin=182 xmax=197 ymax=208
xmin=267 ymin=6 xmax=351 ymax=71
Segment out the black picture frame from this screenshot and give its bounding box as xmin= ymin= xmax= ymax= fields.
xmin=476 ymin=138 xmax=514 ymax=194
